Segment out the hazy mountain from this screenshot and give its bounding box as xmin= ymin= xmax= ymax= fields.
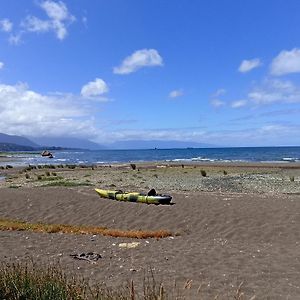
xmin=0 ymin=143 xmax=38 ymax=151
xmin=0 ymin=133 xmax=39 ymax=148
xmin=107 ymin=140 xmax=215 ymax=150
xmin=30 ymin=137 xmax=106 ymax=150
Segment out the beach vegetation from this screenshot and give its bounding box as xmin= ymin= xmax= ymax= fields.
xmin=5 ymin=165 xmax=13 ymax=169
xmin=0 ymin=261 xmax=251 ymax=300
xmin=47 ymin=164 xmax=56 ymax=169
xmin=289 ymin=176 xmax=295 ymax=182
xmin=9 ymin=185 xmax=20 ymax=188
xmin=37 ymin=175 xmax=42 ymax=180
xmin=66 ymin=164 xmax=76 ymax=169
xmin=41 ymin=180 xmax=93 ymax=187
xmin=25 ymin=173 xmax=30 ymax=179
xmin=0 ymin=218 xmax=173 ymax=239
xmin=0 ymin=262 xmax=186 ymax=300
xmin=200 ymin=169 xmax=207 ymax=177
xmin=223 ymin=170 xmax=228 ymax=175
xmin=45 ymin=171 xmax=51 ymax=176
xmin=130 ymin=163 xmax=137 ymax=170
xmin=0 ymin=166 xmax=4 ymax=169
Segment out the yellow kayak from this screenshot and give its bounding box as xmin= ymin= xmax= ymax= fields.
xmin=95 ymin=188 xmax=172 ymax=205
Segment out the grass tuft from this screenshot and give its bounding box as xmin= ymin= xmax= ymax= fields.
xmin=289 ymin=176 xmax=295 ymax=182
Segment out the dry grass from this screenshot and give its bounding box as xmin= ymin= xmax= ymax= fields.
xmin=0 ymin=218 xmax=173 ymax=239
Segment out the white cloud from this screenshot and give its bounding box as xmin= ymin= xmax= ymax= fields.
xmin=93 ymin=123 xmax=300 ymax=147
xmin=41 ymin=0 xmax=70 ymax=21
xmin=0 ymin=62 xmax=4 ymax=69
xmin=248 ymin=79 xmax=300 ymax=105
xmin=210 ymin=99 xmax=225 ymax=108
xmin=0 ymin=82 xmax=97 ymax=138
xmin=169 ymin=89 xmax=183 ymax=98
xmin=0 ymin=18 xmax=13 ymax=32
xmin=113 ymin=49 xmax=163 ymax=74
xmin=238 ymin=58 xmax=261 ymax=73
xmin=21 ymin=0 xmax=75 ymax=40
xmin=270 ymin=48 xmax=300 ymax=76
xmin=81 ymin=78 xmax=109 ymax=100
xmin=22 ymin=16 xmax=51 ymax=33
xmin=231 ymin=99 xmax=248 ymax=108
xmin=8 ymin=33 xmax=22 ymax=45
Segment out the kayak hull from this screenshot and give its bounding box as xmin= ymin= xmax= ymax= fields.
xmin=95 ymin=189 xmax=172 ymax=205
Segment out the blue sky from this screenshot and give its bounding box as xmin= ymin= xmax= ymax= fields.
xmin=0 ymin=0 xmax=300 ymax=146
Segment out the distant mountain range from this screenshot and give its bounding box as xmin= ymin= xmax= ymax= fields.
xmin=0 ymin=133 xmax=39 ymax=148
xmin=29 ymin=136 xmax=105 ymax=151
xmin=0 ymin=132 xmax=215 ymax=151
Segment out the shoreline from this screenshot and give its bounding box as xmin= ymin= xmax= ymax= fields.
xmin=1 ymin=155 xmax=300 ymax=167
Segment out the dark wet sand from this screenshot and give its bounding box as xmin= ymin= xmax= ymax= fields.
xmin=1 ymin=177 xmax=300 ymax=299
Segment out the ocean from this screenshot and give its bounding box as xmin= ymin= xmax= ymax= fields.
xmin=1 ymin=146 xmax=300 ymax=167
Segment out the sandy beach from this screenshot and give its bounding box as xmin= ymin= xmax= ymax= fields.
xmin=0 ymin=162 xmax=300 ymax=299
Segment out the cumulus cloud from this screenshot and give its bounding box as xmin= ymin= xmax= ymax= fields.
xmin=169 ymin=89 xmax=183 ymax=98
xmin=270 ymin=48 xmax=300 ymax=76
xmin=0 ymin=82 xmax=97 ymax=138
xmin=0 ymin=62 xmax=4 ymax=69
xmin=21 ymin=0 xmax=75 ymax=40
xmin=0 ymin=18 xmax=13 ymax=32
xmin=113 ymin=49 xmax=163 ymax=74
xmin=81 ymin=78 xmax=109 ymax=100
xmin=238 ymin=58 xmax=261 ymax=73
xmin=231 ymin=99 xmax=248 ymax=108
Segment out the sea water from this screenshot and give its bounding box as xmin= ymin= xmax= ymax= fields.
xmin=1 ymin=146 xmax=300 ymax=167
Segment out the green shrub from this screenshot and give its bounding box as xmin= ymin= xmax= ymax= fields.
xmin=200 ymin=169 xmax=207 ymax=177
xmin=130 ymin=163 xmax=137 ymax=170
xmin=290 ymin=176 xmax=295 ymax=182
xmin=223 ymin=170 xmax=228 ymax=175
xmin=25 ymin=173 xmax=30 ymax=179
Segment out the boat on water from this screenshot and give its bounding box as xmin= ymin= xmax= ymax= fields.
xmin=41 ymin=150 xmax=53 ymax=158
xmin=95 ymin=188 xmax=172 ymax=205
